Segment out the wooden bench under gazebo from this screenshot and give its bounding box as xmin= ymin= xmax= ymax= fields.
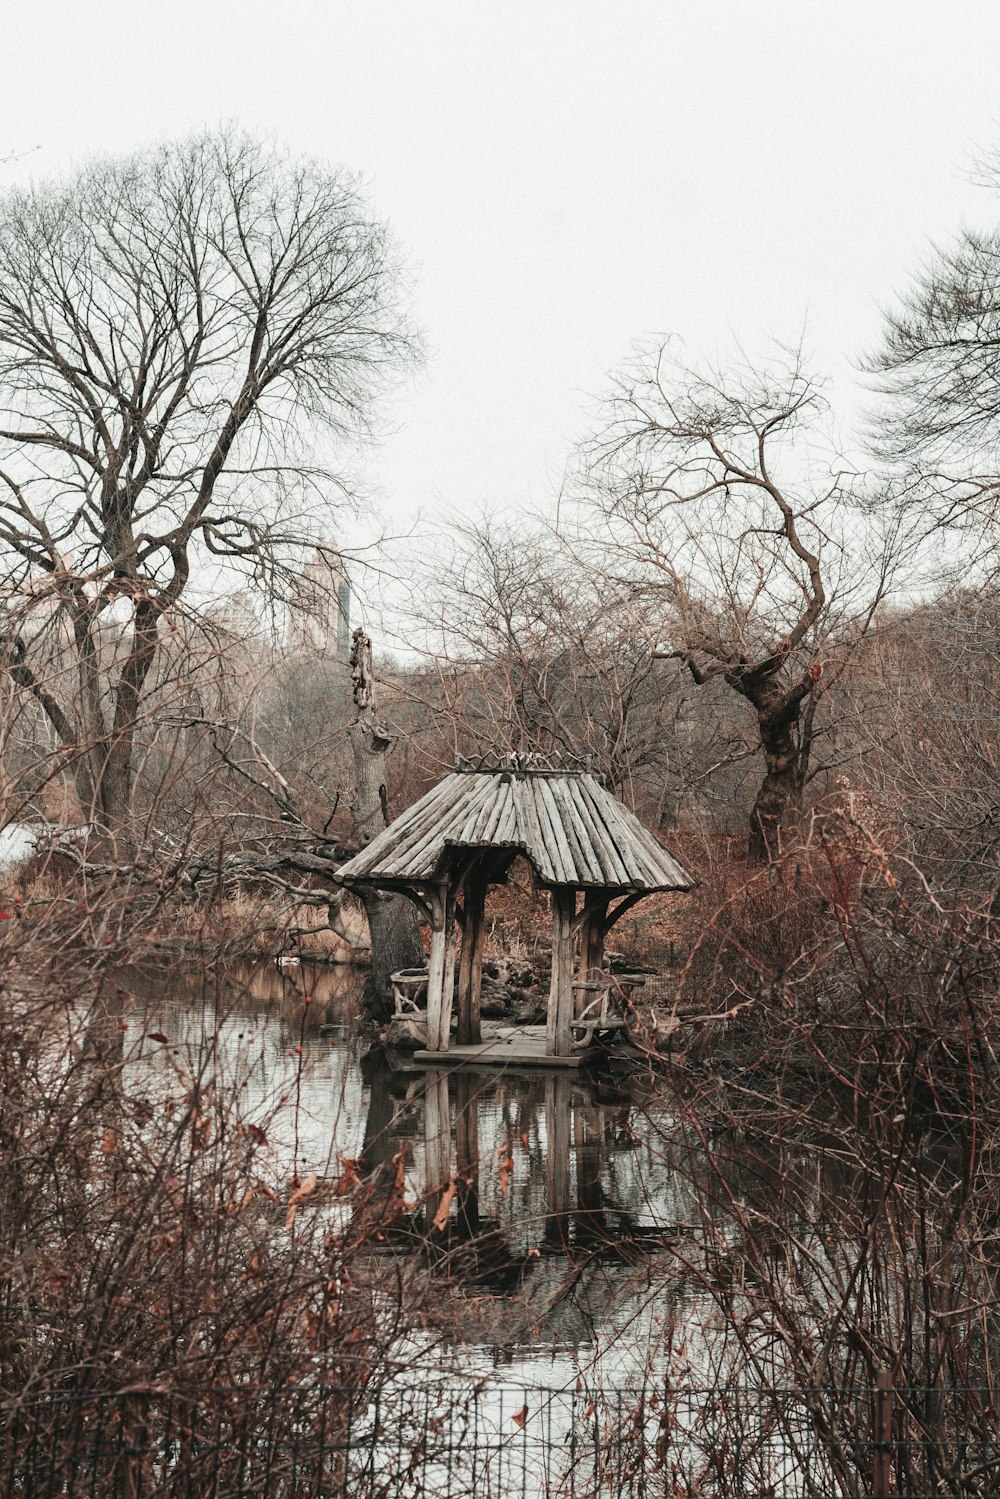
xmin=333 ymin=757 xmax=694 ymax=1064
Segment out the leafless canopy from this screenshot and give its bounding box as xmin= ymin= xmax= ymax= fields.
xmin=0 ymin=130 xmax=418 ymax=834
xmin=865 ymin=158 xmax=1000 ymax=542
xmin=581 ymin=344 xmax=885 ymax=857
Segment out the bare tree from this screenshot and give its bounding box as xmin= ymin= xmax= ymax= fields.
xmin=407 ymin=519 xmax=693 ymax=801
xmin=0 ymin=130 xmax=418 ymax=847
xmin=584 ymin=345 xmax=887 ymax=860
xmin=866 ymin=155 xmax=1000 ymax=548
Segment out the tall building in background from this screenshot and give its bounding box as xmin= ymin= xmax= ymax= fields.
xmin=288 ymin=546 xmax=351 ymax=656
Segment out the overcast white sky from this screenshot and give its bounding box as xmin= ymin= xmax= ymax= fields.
xmin=5 ymin=0 xmax=1000 ymax=550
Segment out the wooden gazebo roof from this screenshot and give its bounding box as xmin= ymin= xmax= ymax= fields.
xmin=334 ymin=768 xmax=693 ymax=894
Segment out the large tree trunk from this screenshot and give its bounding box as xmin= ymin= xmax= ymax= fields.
xmin=744 ymin=679 xmax=814 ymax=863
xmin=348 ymin=629 xmax=423 ymax=1022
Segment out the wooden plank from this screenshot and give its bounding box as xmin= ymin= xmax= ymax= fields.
xmin=549 ymin=776 xmax=602 ymax=884
xmin=344 ymin=774 xmax=463 ymax=878
xmin=527 ymin=775 xmax=567 ymax=882
xmin=481 ymin=780 xmax=514 ymax=843
xmin=396 ymin=778 xmax=490 ymax=876
xmin=586 ymin=774 xmax=693 ymax=888
xmin=456 ymin=868 xmax=487 ymax=1045
xmin=577 ymin=777 xmax=633 ymax=885
xmin=391 ymin=777 xmax=494 ymax=878
xmin=555 ymin=777 xmax=606 ymax=884
xmin=566 ymin=777 xmax=628 ymax=885
xmin=467 ymin=777 xmax=504 ymax=842
xmin=534 ymin=776 xmax=576 ymax=884
xmin=406 ymin=1024 xmax=582 ymax=1070
xmin=579 ymin=897 xmax=608 ymax=982
xmin=511 ymin=775 xmax=557 ymax=882
xmin=495 ymin=793 xmax=518 ymax=844
xmin=546 ymin=885 xmax=577 ymax=1057
xmin=362 ymin=781 xmax=468 ymax=881
xmin=436 ymin=886 xmax=458 ymax=1051
xmin=453 ymin=775 xmax=504 ymax=843
xmin=424 ymin=885 xmax=449 ymax=1052
xmin=412 ymin=1043 xmax=580 ymax=1070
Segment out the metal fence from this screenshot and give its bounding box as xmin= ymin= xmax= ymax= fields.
xmin=1 ymin=1379 xmax=998 ymax=1498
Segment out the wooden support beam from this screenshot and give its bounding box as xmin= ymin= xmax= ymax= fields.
xmin=579 ymin=897 xmax=608 ymax=993
xmin=424 ymin=885 xmax=449 ymax=1052
xmin=456 ymin=868 xmax=488 ymax=1044
xmin=438 ymin=885 xmax=458 ymax=1051
xmin=604 ymin=889 xmax=649 ymax=933
xmin=546 ymin=886 xmax=577 ymax=1057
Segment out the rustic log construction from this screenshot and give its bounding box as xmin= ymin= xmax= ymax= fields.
xmin=333 ymin=757 xmax=694 ymax=1062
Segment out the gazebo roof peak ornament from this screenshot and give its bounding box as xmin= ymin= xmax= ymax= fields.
xmin=454 ymin=749 xmax=598 ymax=779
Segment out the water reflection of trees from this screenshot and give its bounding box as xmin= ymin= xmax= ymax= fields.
xmin=347 ymin=1059 xmax=703 ymax=1358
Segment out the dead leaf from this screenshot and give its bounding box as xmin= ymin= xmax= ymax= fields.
xmin=497 ymin=1145 xmax=514 ymax=1197
xmin=285 ymin=1171 xmax=317 ymax=1230
xmin=333 ymin=1158 xmax=361 ymax=1197
xmin=101 ymin=1129 xmax=116 ymax=1155
xmin=148 ymin=1032 xmax=169 ymax=1044
xmin=289 ymin=1172 xmax=317 ymax=1205
xmin=431 ymin=1181 xmax=456 ymax=1233
xmin=247 ymin=1123 xmax=268 ymax=1146
xmin=512 ymin=1405 xmax=528 ymax=1429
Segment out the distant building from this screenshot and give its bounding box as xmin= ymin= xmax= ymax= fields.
xmin=205 ymin=588 xmax=259 ymax=642
xmin=288 ymin=547 xmax=351 ymax=656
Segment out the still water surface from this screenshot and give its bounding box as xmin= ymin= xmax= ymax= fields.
xmin=113 ymin=956 xmax=710 ymax=1392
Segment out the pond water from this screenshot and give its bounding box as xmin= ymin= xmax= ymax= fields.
xmin=110 ymin=956 xmax=710 ymax=1392
xmin=46 ymin=958 xmax=920 ymax=1495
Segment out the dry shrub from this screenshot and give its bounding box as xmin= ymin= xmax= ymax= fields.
xmin=0 ymin=966 xmax=426 ymax=1408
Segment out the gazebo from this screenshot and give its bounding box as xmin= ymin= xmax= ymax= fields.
xmin=333 ymin=758 xmax=694 ymax=1059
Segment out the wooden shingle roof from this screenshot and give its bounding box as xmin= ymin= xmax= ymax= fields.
xmin=334 ymin=770 xmax=693 ymax=892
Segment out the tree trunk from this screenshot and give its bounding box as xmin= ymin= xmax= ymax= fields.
xmin=745 ymin=686 xmax=811 ymax=863
xmin=348 ymin=628 xmax=423 ymax=1022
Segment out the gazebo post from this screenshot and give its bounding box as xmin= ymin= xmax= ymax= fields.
xmin=426 ymin=883 xmax=457 ymax=1052
xmin=579 ymin=897 xmax=609 ymax=984
xmin=456 ymin=866 xmax=488 ymax=1044
xmin=441 ymin=886 xmax=458 ymax=1046
xmin=547 ymin=886 xmax=578 ymax=1057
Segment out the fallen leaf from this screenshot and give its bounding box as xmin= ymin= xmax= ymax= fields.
xmin=285 ymin=1171 xmax=318 ymax=1230
xmin=247 ymin=1123 xmax=268 ymax=1146
xmin=334 ymin=1158 xmax=361 ymax=1197
xmin=148 ymin=1032 xmax=169 ymax=1044
xmin=512 ymin=1405 xmax=528 ymax=1430
xmin=101 ymin=1129 xmax=117 ymax=1155
xmin=431 ymin=1182 xmax=456 ymax=1233
xmin=288 ymin=1172 xmax=317 ymax=1207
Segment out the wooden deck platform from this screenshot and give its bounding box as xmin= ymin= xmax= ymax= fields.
xmin=410 ymin=1023 xmax=582 ymax=1070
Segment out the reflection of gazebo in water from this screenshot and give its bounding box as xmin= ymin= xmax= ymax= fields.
xmin=334 ymin=756 xmax=694 ymax=1061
